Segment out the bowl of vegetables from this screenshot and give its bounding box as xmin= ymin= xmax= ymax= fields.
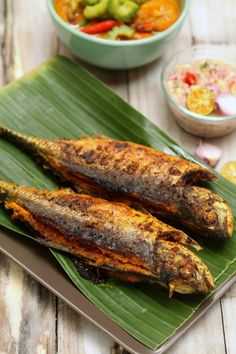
xmin=161 ymin=45 xmax=236 ymax=138
xmin=47 ymin=0 xmax=189 ymax=69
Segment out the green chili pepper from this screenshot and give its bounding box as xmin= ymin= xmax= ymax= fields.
xmin=108 ymin=24 xmax=134 ymax=39
xmin=81 ymin=0 xmax=100 ymax=5
xmin=108 ymin=0 xmax=139 ymax=23
xmin=84 ymin=0 xmax=109 ymax=19
xmin=79 ymin=17 xmax=90 ymax=27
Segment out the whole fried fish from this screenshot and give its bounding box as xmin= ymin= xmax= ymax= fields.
xmin=0 ymin=180 xmax=214 ymax=295
xmin=0 ymin=126 xmax=233 ymax=239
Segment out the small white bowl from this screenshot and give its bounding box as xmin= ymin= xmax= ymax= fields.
xmin=161 ymin=45 xmax=236 ymax=138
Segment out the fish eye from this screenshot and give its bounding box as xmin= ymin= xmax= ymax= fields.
xmin=200 ymin=210 xmax=217 ymax=225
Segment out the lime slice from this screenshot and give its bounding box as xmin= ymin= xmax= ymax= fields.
xmin=187 ymin=88 xmax=215 ymax=115
xmin=220 ymin=161 xmax=236 ymax=184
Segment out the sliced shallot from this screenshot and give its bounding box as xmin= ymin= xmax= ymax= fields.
xmin=216 ymin=93 xmax=236 ymax=116
xmin=195 ymin=140 xmax=222 ymax=168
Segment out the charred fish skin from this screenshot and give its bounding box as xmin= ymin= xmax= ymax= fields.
xmin=72 ymin=257 xmax=108 ymax=285
xmin=0 ymin=180 xmax=214 ymax=295
xmin=0 ymin=127 xmax=233 ymax=239
xmin=0 ymin=181 xmax=199 ymax=258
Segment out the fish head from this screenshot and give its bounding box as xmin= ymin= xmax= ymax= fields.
xmin=183 ymin=186 xmax=234 ymax=240
xmin=202 ymin=199 xmax=234 ymax=240
xmin=154 ymin=241 xmax=215 ymax=296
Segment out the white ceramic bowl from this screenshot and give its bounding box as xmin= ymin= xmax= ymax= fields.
xmin=161 ymin=45 xmax=236 ymax=138
xmin=47 ymin=0 xmax=190 ymax=70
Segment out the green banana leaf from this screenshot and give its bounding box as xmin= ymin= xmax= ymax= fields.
xmin=0 ymin=57 xmax=235 ymax=350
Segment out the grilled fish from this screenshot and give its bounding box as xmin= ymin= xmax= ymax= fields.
xmin=0 ymin=180 xmax=214 ymax=295
xmin=0 ymin=126 xmax=233 ymax=239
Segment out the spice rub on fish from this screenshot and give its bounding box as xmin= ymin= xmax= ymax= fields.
xmin=0 ymin=180 xmax=214 ymax=295
xmin=0 ymin=126 xmax=233 ymax=239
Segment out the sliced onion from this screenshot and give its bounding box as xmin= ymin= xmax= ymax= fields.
xmin=208 ymin=84 xmax=220 ymax=93
xmin=216 ymin=93 xmax=236 ymax=116
xmin=195 ymin=140 xmax=222 ymax=168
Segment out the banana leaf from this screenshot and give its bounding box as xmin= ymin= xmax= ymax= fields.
xmin=0 ymin=57 xmax=235 ymax=350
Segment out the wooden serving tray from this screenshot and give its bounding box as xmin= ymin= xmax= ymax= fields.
xmin=0 ymin=57 xmax=235 ymax=353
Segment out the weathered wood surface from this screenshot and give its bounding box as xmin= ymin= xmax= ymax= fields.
xmin=0 ymin=0 xmax=236 ymax=353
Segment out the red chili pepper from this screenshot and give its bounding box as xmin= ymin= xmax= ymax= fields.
xmin=81 ymin=20 xmax=123 ymax=35
xmin=184 ymin=72 xmax=197 ymax=86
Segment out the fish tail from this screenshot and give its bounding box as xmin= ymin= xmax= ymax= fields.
xmin=0 ymin=124 xmax=49 ymax=154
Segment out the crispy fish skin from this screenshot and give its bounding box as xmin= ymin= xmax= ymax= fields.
xmin=0 ymin=127 xmax=233 ymax=239
xmin=0 ymin=180 xmax=214 ymax=295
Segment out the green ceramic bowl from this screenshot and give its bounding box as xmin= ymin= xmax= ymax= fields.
xmin=47 ymin=0 xmax=190 ymax=70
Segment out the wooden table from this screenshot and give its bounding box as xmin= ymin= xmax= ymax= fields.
xmin=0 ymin=1 xmax=236 ymax=353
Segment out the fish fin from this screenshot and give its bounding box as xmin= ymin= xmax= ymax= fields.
xmin=185 ymin=238 xmax=202 ymax=251
xmin=168 ymin=283 xmax=175 ymax=298
xmin=93 ymin=132 xmax=109 ymax=140
xmin=163 ymin=230 xmax=202 ymax=250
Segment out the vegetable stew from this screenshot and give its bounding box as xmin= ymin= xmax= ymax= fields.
xmin=54 ymin=0 xmax=180 ymax=40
